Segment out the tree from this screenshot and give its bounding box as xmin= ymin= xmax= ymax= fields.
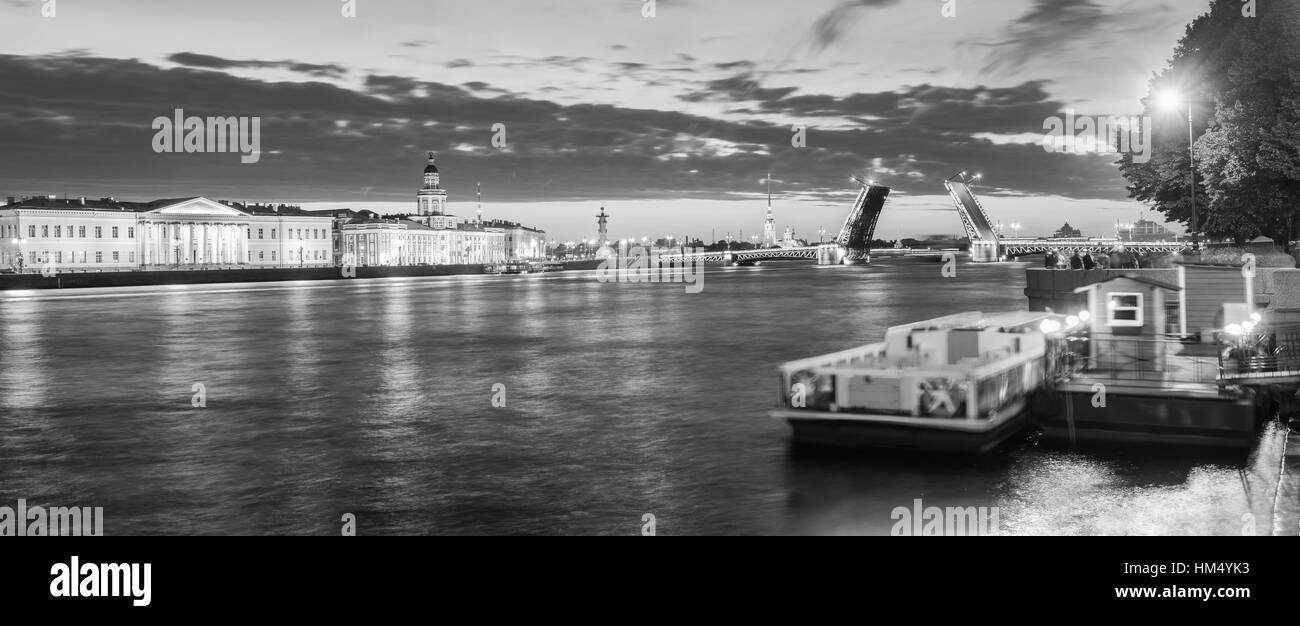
xmin=1118 ymin=0 xmax=1300 ymax=246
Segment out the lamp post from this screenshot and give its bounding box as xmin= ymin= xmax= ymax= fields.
xmin=10 ymin=237 xmax=27 ymax=273
xmin=1011 ymin=222 xmax=1022 ymax=239
xmin=1159 ymin=92 xmax=1200 ymax=252
xmin=171 ymin=238 xmax=182 ymax=267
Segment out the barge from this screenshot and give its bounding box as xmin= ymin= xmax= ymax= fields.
xmin=771 ymin=311 xmax=1064 ymax=453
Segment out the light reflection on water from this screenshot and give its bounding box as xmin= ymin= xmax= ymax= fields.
xmin=0 ymin=262 xmax=1288 ymax=535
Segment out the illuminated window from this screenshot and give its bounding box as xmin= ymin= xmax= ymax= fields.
xmin=1107 ymin=293 xmax=1143 ymax=327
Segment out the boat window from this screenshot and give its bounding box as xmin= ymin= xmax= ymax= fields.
xmin=1106 ymin=292 xmax=1143 ymax=327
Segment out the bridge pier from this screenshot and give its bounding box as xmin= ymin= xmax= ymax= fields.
xmin=969 ymin=240 xmax=1001 ymax=263
xmin=816 ymin=244 xmax=846 ymax=266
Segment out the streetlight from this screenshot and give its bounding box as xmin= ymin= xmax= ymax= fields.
xmin=1011 ymin=222 xmax=1022 ymax=239
xmin=10 ymin=237 xmax=27 ymax=273
xmin=1158 ymin=91 xmax=1200 ymax=252
xmin=171 ymin=238 xmax=182 ymax=267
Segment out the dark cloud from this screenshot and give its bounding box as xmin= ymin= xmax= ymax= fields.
xmin=0 ymin=53 xmax=1127 ymax=206
xmin=168 ymin=52 xmax=346 ymax=78
xmin=806 ymin=0 xmax=903 ymax=53
xmin=977 ymin=0 xmax=1165 ymax=76
xmin=681 ymin=73 xmax=799 ymax=103
xmin=444 ymin=58 xmax=473 ymax=69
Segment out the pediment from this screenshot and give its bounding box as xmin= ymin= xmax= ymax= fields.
xmin=149 ymin=197 xmax=250 ymax=217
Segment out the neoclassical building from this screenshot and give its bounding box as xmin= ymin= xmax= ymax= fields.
xmin=0 ymin=195 xmax=334 ymax=271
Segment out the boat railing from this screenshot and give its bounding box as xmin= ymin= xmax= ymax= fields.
xmin=1056 ymin=336 xmax=1222 ymax=384
xmin=1217 ymin=325 xmax=1300 ymax=381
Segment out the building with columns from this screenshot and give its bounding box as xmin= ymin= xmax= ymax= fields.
xmin=0 ymin=195 xmax=334 ymax=272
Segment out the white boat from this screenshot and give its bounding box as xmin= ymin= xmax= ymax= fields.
xmin=771 ymin=311 xmax=1065 ymax=453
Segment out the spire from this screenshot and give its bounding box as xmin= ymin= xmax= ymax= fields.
xmin=477 ymin=182 xmax=482 ymax=223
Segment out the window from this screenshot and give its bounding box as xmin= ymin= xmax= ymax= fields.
xmin=112 ymin=227 xmax=119 ymax=238
xmin=55 ymin=251 xmax=62 ymax=263
xmin=42 ymin=225 xmax=48 ymax=237
xmin=128 ymin=227 xmax=134 ymax=239
xmin=1107 ymin=292 xmax=1143 ymax=327
xmin=272 ymin=229 xmax=277 ymax=239
xmin=271 ymin=251 xmax=276 ymax=261
xmin=28 ymin=225 xmax=35 ymax=237
xmin=247 ymin=228 xmax=252 ymax=238
xmin=79 ymin=226 xmax=86 ymax=237
xmin=95 ymin=227 xmax=102 ymax=238
xmin=112 ymin=251 xmax=119 ymax=262
xmin=129 ymin=252 xmax=135 ymax=263
xmin=95 ymin=251 xmax=102 ymax=263
xmin=259 ymin=251 xmax=264 ymax=260
xmin=258 ymin=229 xmax=264 ymax=239
xmin=54 ymin=225 xmax=61 ymax=237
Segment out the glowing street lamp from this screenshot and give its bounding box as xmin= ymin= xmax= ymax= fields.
xmin=1158 ymin=91 xmax=1200 ymax=252
xmin=10 ymin=237 xmax=28 ymax=272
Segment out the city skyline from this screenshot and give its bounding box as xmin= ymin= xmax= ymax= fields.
xmin=0 ymin=0 xmax=1200 ymax=241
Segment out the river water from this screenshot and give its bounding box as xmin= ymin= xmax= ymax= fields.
xmin=0 ymin=259 xmax=1287 ymax=535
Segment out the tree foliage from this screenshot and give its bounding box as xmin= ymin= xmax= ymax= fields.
xmin=1118 ymin=0 xmax=1300 ymax=246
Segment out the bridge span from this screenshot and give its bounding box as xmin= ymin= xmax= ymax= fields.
xmin=658 ymin=173 xmax=1186 ymax=267
xmin=663 ymin=179 xmax=893 ymax=266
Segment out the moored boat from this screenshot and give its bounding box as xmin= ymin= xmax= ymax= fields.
xmin=771 ymin=311 xmax=1065 ymax=453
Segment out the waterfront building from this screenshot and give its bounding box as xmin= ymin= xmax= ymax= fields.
xmin=333 ymin=154 xmax=545 ymax=267
xmin=1122 ymin=217 xmax=1176 ymax=242
xmin=0 ymin=195 xmax=334 ymax=271
xmin=483 ymin=219 xmax=547 ymax=260
xmin=1051 ymin=222 xmax=1083 ymax=239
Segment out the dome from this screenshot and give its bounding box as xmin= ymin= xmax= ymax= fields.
xmin=423 ymin=151 xmax=439 ymax=174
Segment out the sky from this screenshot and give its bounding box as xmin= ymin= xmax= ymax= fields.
xmin=0 ymin=0 xmax=1212 ymax=242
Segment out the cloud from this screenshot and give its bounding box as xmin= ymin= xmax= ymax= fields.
xmin=805 ymin=0 xmax=903 ymax=54
xmin=0 ymin=52 xmax=1130 ymax=207
xmin=976 ymin=0 xmax=1168 ymax=76
xmin=167 ymin=52 xmax=346 ymax=78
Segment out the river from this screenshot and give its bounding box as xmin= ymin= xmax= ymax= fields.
xmin=0 ymin=259 xmax=1285 ymax=535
